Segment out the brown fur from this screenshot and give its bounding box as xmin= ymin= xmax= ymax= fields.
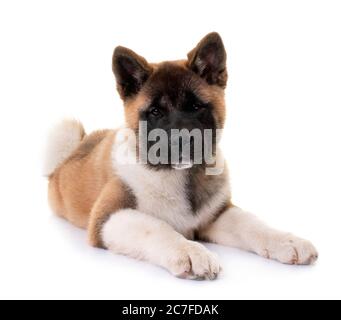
xmin=124 ymin=60 xmax=226 ymax=132
xmin=87 ymin=178 xmax=136 ymax=248
xmin=49 ymin=131 xmax=115 ymax=228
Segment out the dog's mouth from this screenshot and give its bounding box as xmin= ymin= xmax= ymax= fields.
xmin=172 ymin=160 xmax=193 ymax=170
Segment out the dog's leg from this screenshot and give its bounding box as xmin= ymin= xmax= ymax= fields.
xmin=199 ymin=206 xmax=318 ymax=265
xmin=101 ymin=209 xmax=221 ymax=280
xmin=88 ymin=181 xmax=220 ymax=279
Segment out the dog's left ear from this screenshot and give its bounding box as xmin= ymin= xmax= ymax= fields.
xmin=187 ymin=32 xmax=227 ymax=88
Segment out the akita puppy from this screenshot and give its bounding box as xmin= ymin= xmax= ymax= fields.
xmin=44 ymin=33 xmax=318 ymax=280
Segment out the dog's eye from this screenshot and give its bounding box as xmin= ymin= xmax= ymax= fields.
xmin=150 ymin=107 xmax=162 ymax=117
xmin=192 ymin=103 xmax=202 ymax=111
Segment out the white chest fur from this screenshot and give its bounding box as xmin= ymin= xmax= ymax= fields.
xmin=112 ymin=137 xmax=230 ymax=237
xmin=113 ymin=161 xmax=193 ymax=235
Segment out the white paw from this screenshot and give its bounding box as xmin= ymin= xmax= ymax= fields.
xmin=260 ymin=234 xmax=318 ymax=265
xmin=167 ymin=241 xmax=221 ymax=280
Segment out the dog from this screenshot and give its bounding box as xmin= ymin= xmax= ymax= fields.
xmin=44 ymin=33 xmax=318 ymax=280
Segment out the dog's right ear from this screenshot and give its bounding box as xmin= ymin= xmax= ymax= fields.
xmin=112 ymin=46 xmax=152 ymax=100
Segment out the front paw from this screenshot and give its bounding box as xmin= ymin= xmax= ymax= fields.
xmin=167 ymin=241 xmax=221 ymax=280
xmin=260 ymin=234 xmax=318 ymax=265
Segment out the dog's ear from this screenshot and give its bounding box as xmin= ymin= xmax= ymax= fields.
xmin=187 ymin=32 xmax=227 ymax=88
xmin=112 ymin=46 xmax=152 ymax=99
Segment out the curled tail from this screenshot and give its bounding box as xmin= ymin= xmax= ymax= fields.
xmin=43 ymin=119 xmax=85 ymax=177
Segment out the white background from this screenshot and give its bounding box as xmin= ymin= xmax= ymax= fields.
xmin=0 ymin=0 xmax=340 ymax=300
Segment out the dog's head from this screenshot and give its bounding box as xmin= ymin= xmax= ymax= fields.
xmin=112 ymin=33 xmax=227 ymax=170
